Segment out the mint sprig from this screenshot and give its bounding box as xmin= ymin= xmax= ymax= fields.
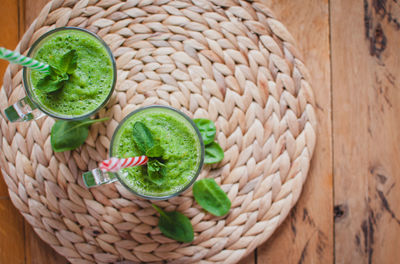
xmin=132 ymin=122 xmax=167 ymax=185
xmin=36 ymin=66 xmax=68 ymax=93
xmin=147 ymin=159 xmax=167 ymax=186
xmin=36 ymin=50 xmax=78 ymax=93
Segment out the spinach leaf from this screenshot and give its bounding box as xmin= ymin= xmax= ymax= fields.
xmin=50 ymin=117 xmax=109 ymax=152
xmin=147 ymin=159 xmax=167 ymax=185
xmin=193 ymin=178 xmax=231 ymax=216
xmin=146 ymin=144 xmax=164 ymax=158
xmin=193 ymin=118 xmax=224 ymax=164
xmin=204 ymin=142 xmax=224 ymax=164
xmin=152 ymin=204 xmax=194 ymax=243
xmin=193 ymin=118 xmax=216 ymax=145
xmin=132 ymin=122 xmax=154 ymax=154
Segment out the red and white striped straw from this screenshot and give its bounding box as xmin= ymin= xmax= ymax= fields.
xmin=100 ymin=156 xmax=148 ymax=172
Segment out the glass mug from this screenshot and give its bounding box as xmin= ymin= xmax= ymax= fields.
xmin=83 ymin=105 xmax=205 ymax=200
xmin=4 ymin=27 xmax=116 ymax=122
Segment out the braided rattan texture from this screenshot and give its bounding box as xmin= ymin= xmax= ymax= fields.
xmin=0 ymin=0 xmax=317 ymax=263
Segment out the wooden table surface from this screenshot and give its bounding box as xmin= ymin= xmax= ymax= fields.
xmin=1 ymin=0 xmax=399 ymax=263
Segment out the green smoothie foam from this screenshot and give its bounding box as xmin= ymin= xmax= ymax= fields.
xmin=29 ymin=29 xmax=114 ymax=117
xmin=111 ymin=107 xmax=202 ymax=197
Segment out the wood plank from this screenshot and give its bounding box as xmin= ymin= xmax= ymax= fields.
xmin=3 ymin=0 xmax=331 ymax=263
xmin=25 ymin=224 xmax=68 ymax=264
xmin=0 ymin=0 xmax=26 ymax=263
xmin=0 ymin=0 xmax=21 ymax=198
xmin=0 ymin=0 xmax=26 ymax=259
xmin=0 ymin=198 xmax=25 ymax=264
xmin=238 ymin=250 xmax=255 ymax=264
xmin=257 ymin=0 xmax=333 ymax=263
xmin=24 ymin=0 xmax=50 ymax=31
xmin=332 ymin=0 xmax=400 ymax=263
xmin=21 ymin=0 xmax=68 ymax=263
xmin=0 ymin=0 xmax=20 ymax=51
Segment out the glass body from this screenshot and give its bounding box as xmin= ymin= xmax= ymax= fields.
xmin=109 ymin=105 xmax=205 ymax=200
xmin=22 ymin=27 xmax=116 ymax=120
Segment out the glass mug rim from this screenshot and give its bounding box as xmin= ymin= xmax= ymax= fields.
xmin=109 ymin=105 xmax=205 ymax=200
xmin=22 ymin=26 xmax=117 ymax=120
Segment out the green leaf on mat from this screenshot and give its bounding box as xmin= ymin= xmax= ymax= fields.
xmin=50 ymin=117 xmax=109 ymax=152
xmin=193 ymin=178 xmax=231 ymax=216
xmin=193 ymin=118 xmax=216 ymax=145
xmin=152 ymin=204 xmax=194 ymax=243
xmin=204 ymin=142 xmax=224 ymax=164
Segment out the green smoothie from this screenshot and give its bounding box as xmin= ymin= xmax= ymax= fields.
xmin=29 ymin=29 xmax=114 ymax=117
xmin=111 ymin=107 xmax=203 ymax=197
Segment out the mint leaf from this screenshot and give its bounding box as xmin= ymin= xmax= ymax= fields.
xmin=35 ymin=50 xmax=78 ymax=93
xmin=146 ymin=144 xmax=164 ymax=158
xmin=132 ymin=122 xmax=155 ymax=154
xmin=132 ymin=123 xmax=165 ymax=158
xmin=36 ymin=74 xmax=63 ymax=93
xmin=36 ymin=67 xmax=68 ymax=93
xmin=49 ymin=65 xmax=64 ymax=76
xmin=60 ymin=50 xmax=78 ymax=74
xmin=147 ymin=159 xmax=166 ymax=185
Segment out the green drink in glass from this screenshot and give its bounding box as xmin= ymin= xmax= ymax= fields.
xmin=5 ymin=27 xmax=116 ymax=122
xmin=84 ymin=106 xmax=205 ymax=200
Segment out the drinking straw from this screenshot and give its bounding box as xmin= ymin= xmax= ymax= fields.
xmin=99 ymin=156 xmax=148 ymax=172
xmin=82 ymin=156 xmax=148 ymax=187
xmin=0 ymin=47 xmax=50 ymax=73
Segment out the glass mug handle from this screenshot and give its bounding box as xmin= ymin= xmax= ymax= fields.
xmin=4 ymin=96 xmax=44 ymax=122
xmin=83 ymin=168 xmax=118 ymax=188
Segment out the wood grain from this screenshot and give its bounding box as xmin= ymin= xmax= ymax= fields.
xmin=25 ymin=224 xmax=68 ymax=264
xmin=23 ymin=0 xmax=49 ymax=31
xmin=3 ymin=0 xmax=330 ymax=263
xmin=0 ymin=1 xmax=26 ymax=262
xmin=238 ymin=251 xmax=255 ymax=264
xmin=0 ymin=0 xmax=20 ymax=198
xmin=257 ymin=0 xmax=333 ymax=263
xmin=0 ymin=198 xmax=25 ymax=263
xmin=332 ymin=0 xmax=400 ymax=263
xmin=2 ymin=0 xmax=328 ymax=263
xmin=20 ymin=1 xmax=68 ymax=263
xmin=5 ymin=0 xmax=400 ymax=263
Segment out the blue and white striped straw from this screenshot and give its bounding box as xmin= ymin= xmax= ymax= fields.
xmin=0 ymin=47 xmax=50 ymax=73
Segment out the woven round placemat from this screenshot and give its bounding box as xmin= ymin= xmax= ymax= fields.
xmin=0 ymin=0 xmax=316 ymax=263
